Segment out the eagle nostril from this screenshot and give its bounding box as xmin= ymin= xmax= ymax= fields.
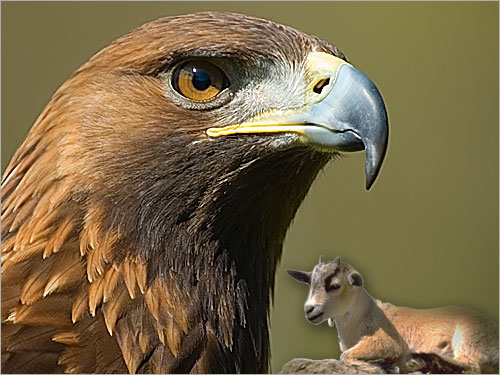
xmin=313 ymin=78 xmax=330 ymax=94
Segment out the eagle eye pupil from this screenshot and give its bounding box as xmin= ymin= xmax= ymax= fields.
xmin=192 ymin=69 xmax=211 ymax=91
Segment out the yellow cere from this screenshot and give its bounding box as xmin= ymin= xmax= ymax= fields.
xmin=304 ymin=52 xmax=349 ymax=104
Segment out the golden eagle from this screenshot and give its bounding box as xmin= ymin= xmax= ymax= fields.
xmin=1 ymin=12 xmax=388 ymax=373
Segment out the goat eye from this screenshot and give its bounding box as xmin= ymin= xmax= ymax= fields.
xmin=172 ymin=61 xmax=228 ymax=101
xmin=325 ymin=275 xmax=341 ymax=292
xmin=327 ymin=283 xmax=341 ymax=292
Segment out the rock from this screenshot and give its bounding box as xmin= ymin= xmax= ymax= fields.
xmin=280 ymin=353 xmax=468 ymax=374
xmin=280 ymin=358 xmax=386 ymax=374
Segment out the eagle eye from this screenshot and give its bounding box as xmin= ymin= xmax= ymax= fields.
xmin=173 ymin=61 xmax=228 ymax=101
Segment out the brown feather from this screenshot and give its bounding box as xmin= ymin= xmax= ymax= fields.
xmin=144 ymin=285 xmax=161 ymax=322
xmin=164 ymin=316 xmax=182 ymax=357
xmin=102 ymin=264 xmax=122 ymax=303
xmin=122 ymin=258 xmax=138 ymax=299
xmin=57 ymin=349 xmax=94 ymax=374
xmin=133 ymin=259 xmax=147 ymax=295
xmin=115 ymin=322 xmax=143 ymax=373
xmin=1 ymin=324 xmax=23 ymax=347
xmin=4 ymin=197 xmax=37 ymax=234
xmin=58 ymin=343 xmax=96 ymax=374
xmin=138 ymin=313 xmax=153 ymax=355
xmin=14 ymin=295 xmax=73 ymax=326
xmin=4 ymin=352 xmax=63 ymax=373
xmin=29 ymin=226 xmax=57 ymax=248
xmin=25 ymin=205 xmax=59 ymax=244
xmin=1 ymin=257 xmax=42 ymax=288
xmin=0 ymin=234 xmax=16 ymax=255
xmin=80 ymin=208 xmax=102 ymax=256
xmin=93 ymin=315 xmax=128 ymax=373
xmin=52 ymin=331 xmax=79 ymax=346
xmin=44 ymin=217 xmax=75 ymax=258
xmin=103 ymin=282 xmax=133 ymax=335
xmin=23 ymin=183 xmax=59 ymax=230
xmin=58 ymin=313 xmax=127 ymax=374
xmin=1 ymin=300 xmax=21 ymax=327
xmin=4 ymin=326 xmax=63 ymax=353
xmin=82 ymin=221 xmax=118 ymax=283
xmin=7 ymin=240 xmax=47 ymax=265
xmin=88 ymin=275 xmax=106 ymax=317
xmin=2 ymin=136 xmax=40 ymax=177
xmin=43 ymin=250 xmax=85 ymax=297
xmin=19 ymin=255 xmax=56 ymax=305
xmin=192 ymin=326 xmax=220 ymax=373
xmin=71 ymin=284 xmax=90 ymax=323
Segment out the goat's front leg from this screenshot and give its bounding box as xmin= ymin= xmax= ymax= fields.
xmin=340 ymin=331 xmax=404 ymax=366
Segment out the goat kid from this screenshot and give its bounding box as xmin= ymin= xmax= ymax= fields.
xmin=287 ymin=256 xmax=499 ymax=374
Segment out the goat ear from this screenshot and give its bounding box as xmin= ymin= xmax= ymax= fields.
xmin=332 ymin=256 xmax=341 ymax=266
xmin=286 ymin=270 xmax=311 ymax=285
xmin=348 ymin=271 xmax=363 ymax=287
xmin=319 ymin=255 xmax=324 ymax=263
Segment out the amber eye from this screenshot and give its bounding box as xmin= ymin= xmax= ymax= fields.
xmin=173 ymin=61 xmax=227 ymax=101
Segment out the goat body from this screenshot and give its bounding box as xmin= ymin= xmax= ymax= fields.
xmin=287 ymin=257 xmax=499 ymax=373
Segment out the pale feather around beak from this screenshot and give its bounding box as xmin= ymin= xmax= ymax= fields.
xmin=207 ymin=52 xmax=389 ymax=190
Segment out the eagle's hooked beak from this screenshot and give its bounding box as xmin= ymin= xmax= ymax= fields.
xmin=207 ymin=52 xmax=389 ymax=190
xmin=298 ymin=55 xmax=389 ymax=190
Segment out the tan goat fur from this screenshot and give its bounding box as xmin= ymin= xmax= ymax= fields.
xmin=287 ymin=257 xmax=499 ymax=373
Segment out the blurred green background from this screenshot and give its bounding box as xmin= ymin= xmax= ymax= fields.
xmin=2 ymin=2 xmax=498 ymax=372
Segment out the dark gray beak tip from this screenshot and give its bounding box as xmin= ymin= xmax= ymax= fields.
xmin=366 ymin=172 xmax=377 ymax=190
xmin=365 ymin=121 xmax=389 ymax=190
xmin=365 ymin=155 xmax=384 ymax=190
